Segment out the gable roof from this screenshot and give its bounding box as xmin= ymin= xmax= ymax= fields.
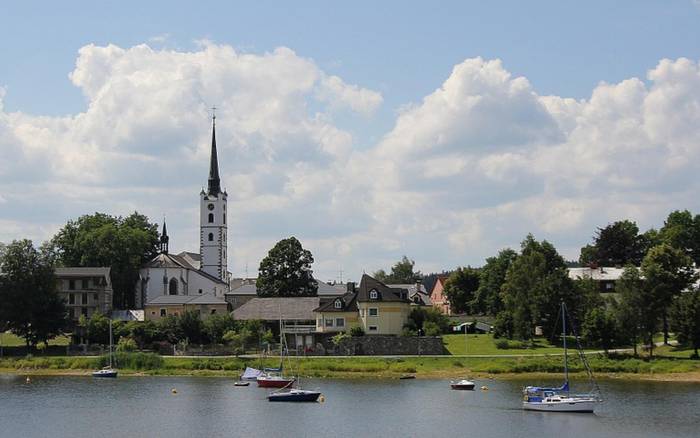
xmin=144 ymin=253 xmax=227 ymax=285
xmin=233 ymin=297 xmax=321 ymax=321
xmin=314 ymin=292 xmax=358 ymax=313
xmin=356 ymin=274 xmax=410 ymax=303
xmin=389 ymin=283 xmax=432 ymax=306
xmin=226 ymin=280 xmax=345 ymax=296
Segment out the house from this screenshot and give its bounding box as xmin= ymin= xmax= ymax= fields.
xmin=389 ymin=281 xmax=431 ymax=306
xmin=314 ymin=274 xmax=412 ymax=336
xmin=568 ymin=267 xmax=626 ymax=293
xmin=430 ymin=275 xmax=451 ymax=315
xmin=144 ymin=294 xmax=229 ymax=321
xmin=225 ymin=280 xmax=345 ymax=310
xmin=55 ymin=267 xmax=113 ymax=325
xmin=232 ymin=296 xmax=322 ymax=350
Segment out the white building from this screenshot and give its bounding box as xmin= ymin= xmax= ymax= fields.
xmin=135 ymin=116 xmax=229 ymax=308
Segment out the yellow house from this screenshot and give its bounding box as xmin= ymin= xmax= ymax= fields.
xmin=314 ymin=274 xmax=411 ymax=336
xmin=145 ymin=294 xmax=229 ymax=321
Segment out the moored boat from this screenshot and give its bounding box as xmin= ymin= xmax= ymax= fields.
xmin=92 ymin=367 xmax=118 ymax=378
xmin=450 ymin=379 xmax=475 ymax=390
xmin=257 ymin=374 xmax=296 ymax=388
xmin=268 ymin=388 xmax=322 ymax=402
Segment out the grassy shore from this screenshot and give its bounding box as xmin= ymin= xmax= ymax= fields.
xmin=2 ymin=352 xmax=699 ymax=381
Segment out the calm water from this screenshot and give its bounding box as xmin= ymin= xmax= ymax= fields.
xmin=0 ymin=374 xmax=699 ymax=438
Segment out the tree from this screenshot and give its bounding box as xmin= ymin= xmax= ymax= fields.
xmin=472 ymin=249 xmax=517 ymax=315
xmin=582 ymin=220 xmax=646 ymax=266
xmin=500 ymin=235 xmax=575 ymax=340
xmin=641 ymin=243 xmax=696 ymax=347
xmin=257 ymin=237 xmax=318 ymax=297
xmin=85 ymin=311 xmax=111 ymax=345
xmin=613 ymin=266 xmax=647 ymax=356
xmin=373 ymin=256 xmax=421 ymax=284
xmin=404 ymin=306 xmax=451 ymax=335
xmin=443 ymin=267 xmax=480 ymax=314
xmin=659 ymin=210 xmax=700 ymax=266
xmin=581 ymin=307 xmax=616 ymax=353
xmin=178 ymin=310 xmax=205 ymax=344
xmin=670 ymin=289 xmax=700 ymax=358
xmin=203 ymin=313 xmax=237 ymax=344
xmin=48 ymin=212 xmax=160 ymax=308
xmin=0 ymin=239 xmax=67 ymax=348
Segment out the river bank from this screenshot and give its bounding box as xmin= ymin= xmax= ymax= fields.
xmin=2 ymin=353 xmax=699 ymax=381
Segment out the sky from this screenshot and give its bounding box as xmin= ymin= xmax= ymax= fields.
xmin=2 ymin=1 xmax=700 ymax=282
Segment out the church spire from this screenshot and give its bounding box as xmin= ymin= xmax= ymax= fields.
xmin=207 ymin=109 xmax=221 ymax=195
xmin=160 ymin=220 xmax=169 ymax=254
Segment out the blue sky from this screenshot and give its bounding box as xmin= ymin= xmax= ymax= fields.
xmin=2 ymin=1 xmax=700 ymax=281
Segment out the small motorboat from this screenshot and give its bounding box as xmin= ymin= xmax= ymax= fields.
xmin=268 ymin=388 xmax=322 ymax=402
xmin=92 ymin=367 xmax=118 ymax=378
xmin=399 ymin=374 xmax=416 ymax=380
xmin=450 ymin=379 xmax=475 ymax=390
xmin=234 ymin=381 xmax=250 ymax=387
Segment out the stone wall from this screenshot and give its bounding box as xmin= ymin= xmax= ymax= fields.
xmin=317 ymin=335 xmax=446 ymax=356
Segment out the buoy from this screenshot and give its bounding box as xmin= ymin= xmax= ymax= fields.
xmin=481 ymin=385 xmax=488 ymax=391
xmin=171 ymin=388 xmax=177 ymax=394
xmin=25 ymin=377 xmax=31 ymax=383
xmin=318 ymin=394 xmax=325 ymax=403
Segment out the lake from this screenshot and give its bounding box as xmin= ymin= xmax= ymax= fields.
xmin=0 ymin=374 xmax=698 ymax=437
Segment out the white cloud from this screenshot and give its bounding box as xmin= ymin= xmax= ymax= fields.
xmin=3 ymin=46 xmax=700 ymax=277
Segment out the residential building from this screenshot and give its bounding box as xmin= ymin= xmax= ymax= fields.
xmin=430 ymin=275 xmax=451 ymax=315
xmin=567 ymin=267 xmax=626 ymax=293
xmin=225 ymin=280 xmax=345 ymax=310
xmin=144 ymin=294 xmax=229 ymax=321
xmin=314 ymin=274 xmax=412 ymax=336
xmin=55 ymin=267 xmax=113 ymax=325
xmin=389 ymin=281 xmax=431 ymax=306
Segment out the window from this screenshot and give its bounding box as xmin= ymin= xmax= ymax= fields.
xmin=605 ymin=283 xmax=614 ymax=290
xmin=208 ymin=233 xmax=214 ymax=241
xmin=334 ymin=299 xmax=342 ymax=309
xmin=325 ymin=319 xmax=334 ymax=327
xmin=93 ymin=293 xmax=98 ymax=302
xmin=169 ymin=278 xmax=178 ymax=295
xmin=70 ymin=308 xmax=76 ymax=319
xmin=82 ymin=293 xmax=88 ymax=305
xmin=369 ymin=325 xmax=378 ymax=332
xmin=211 ymin=309 xmax=217 ymax=315
xmin=318 ymin=318 xmax=323 ymax=327
xmin=336 ymin=318 xmax=345 ymax=327
xmin=69 ymin=294 xmax=75 ymax=304
xmin=223 ymin=213 xmax=226 ymax=224
xmin=369 ymin=308 xmax=378 ymax=317
xmin=369 ymin=289 xmax=378 ymax=299
xmin=198 ymin=289 xmax=203 ymax=294
xmin=151 ymin=311 xmax=155 ymax=315
xmin=82 ymin=278 xmax=89 ymax=289
xmin=69 ymin=279 xmax=75 ymax=290
xmin=82 ymin=307 xmax=88 ymax=317
xmin=160 ymin=309 xmax=166 ymax=317
xmin=208 ymin=213 xmax=214 ymax=223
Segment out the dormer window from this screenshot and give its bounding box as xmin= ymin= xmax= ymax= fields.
xmin=334 ymin=299 xmax=342 ymax=309
xmin=369 ymin=289 xmax=378 ymax=299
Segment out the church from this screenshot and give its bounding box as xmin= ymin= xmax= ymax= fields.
xmin=135 ymin=116 xmax=230 ymax=315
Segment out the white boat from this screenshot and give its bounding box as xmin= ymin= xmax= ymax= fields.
xmin=450 ymin=379 xmax=475 ymax=390
xmin=522 ymin=302 xmax=601 ymax=413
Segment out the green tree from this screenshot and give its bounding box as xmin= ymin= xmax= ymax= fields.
xmin=582 ymin=220 xmax=645 ymax=266
xmin=203 ymin=313 xmax=237 ymax=344
xmin=178 ymin=310 xmax=205 ymax=344
xmin=472 ymin=249 xmax=517 ymax=315
xmin=659 ymin=210 xmax=700 ymax=265
xmin=85 ymin=311 xmax=111 ymax=345
xmin=641 ymin=243 xmax=696 ymax=347
xmin=373 ymin=256 xmax=421 ymax=284
xmin=404 ymin=306 xmax=450 ymax=335
xmin=500 ymin=235 xmax=575 ymax=340
xmin=670 ymin=289 xmax=700 ymax=358
xmin=257 ymin=237 xmax=318 ymax=297
xmin=581 ymin=307 xmax=616 ymax=353
xmin=0 ymin=239 xmax=67 ymax=348
xmin=223 ymin=330 xmax=244 ymax=355
xmin=613 ymin=266 xmax=646 ymax=356
xmin=48 ymin=212 xmax=160 ymax=308
xmin=443 ymin=267 xmax=480 ymax=314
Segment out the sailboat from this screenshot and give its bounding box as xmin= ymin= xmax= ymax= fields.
xmin=522 ymin=302 xmax=601 ymax=413
xmin=267 ymin=323 xmax=322 ymax=402
xmin=92 ymin=318 xmax=118 ymax=378
xmin=257 ymin=314 xmax=295 ymax=388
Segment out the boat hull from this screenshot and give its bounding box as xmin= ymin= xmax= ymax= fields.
xmin=257 ymin=378 xmax=295 ymax=388
xmin=451 ymin=384 xmax=475 ymax=390
xmin=522 ymin=399 xmax=596 ymax=413
xmin=92 ymin=370 xmax=118 ymax=378
xmin=268 ymin=390 xmax=321 ymax=402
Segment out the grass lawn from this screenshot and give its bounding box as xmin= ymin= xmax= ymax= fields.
xmin=651 ymin=344 xmax=698 ymax=359
xmin=0 ymin=332 xmax=70 ymax=347
xmin=442 ymin=333 xmax=590 ymax=356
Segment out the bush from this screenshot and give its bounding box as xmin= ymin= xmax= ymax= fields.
xmin=350 ymin=326 xmax=365 ymax=337
xmin=494 ymin=339 xmax=510 ymax=349
xmin=116 ymin=337 xmax=137 ymax=352
xmin=423 ymin=321 xmax=441 ymax=336
xmin=331 ymin=332 xmax=351 ymax=346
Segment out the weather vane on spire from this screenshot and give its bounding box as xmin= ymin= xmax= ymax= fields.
xmin=212 ymin=105 xmax=217 ymax=122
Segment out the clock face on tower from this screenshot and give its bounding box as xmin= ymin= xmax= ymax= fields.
xmin=207 ymin=203 xmax=215 ymax=211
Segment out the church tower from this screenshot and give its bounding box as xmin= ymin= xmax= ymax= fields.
xmin=200 ymin=113 xmax=228 ymax=281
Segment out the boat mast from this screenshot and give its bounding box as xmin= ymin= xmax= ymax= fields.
xmin=562 ymin=301 xmax=568 ymax=390
xmin=109 ymin=318 xmax=113 ymax=369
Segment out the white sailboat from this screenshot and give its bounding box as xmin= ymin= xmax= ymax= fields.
xmin=522 ymin=302 xmax=601 ymax=413
xmin=92 ymin=318 xmax=118 ymax=378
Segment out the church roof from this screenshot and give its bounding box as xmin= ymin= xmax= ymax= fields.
xmin=208 ymin=115 xmax=221 ymax=195
xmin=144 ymin=253 xmax=227 ymax=285
xmin=146 ymin=294 xmax=227 ymax=306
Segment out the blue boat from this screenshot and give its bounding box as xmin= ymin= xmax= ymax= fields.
xmin=268 ymin=388 xmax=322 ymax=402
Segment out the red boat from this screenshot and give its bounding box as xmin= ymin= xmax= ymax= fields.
xmin=257 ymin=374 xmax=295 ymax=388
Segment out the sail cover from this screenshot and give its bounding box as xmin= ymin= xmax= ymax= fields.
xmin=241 ymin=367 xmax=263 ymax=380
